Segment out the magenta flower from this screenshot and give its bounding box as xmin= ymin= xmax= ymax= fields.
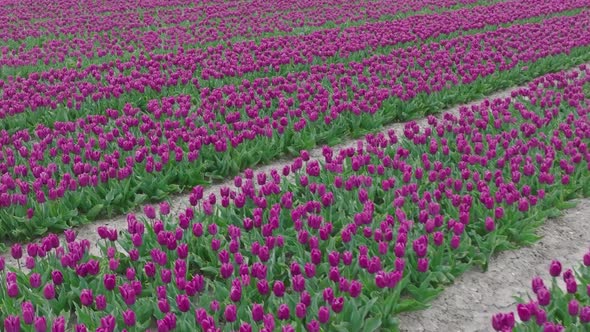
xmin=580 ymin=307 xmax=590 ymax=323
xmin=349 ymin=280 xmax=362 ymax=298
xmin=549 ymin=260 xmax=562 ymax=277
xmin=34 ymin=317 xmax=47 ymax=332
xmin=95 ymin=294 xmax=107 ymax=311
xmin=176 ymin=294 xmax=190 ymax=312
xmin=277 ymin=304 xmax=290 ymax=320
xmin=252 ymin=303 xmax=264 ymax=322
xmin=43 ymin=283 xmax=55 ymax=300
xmin=257 ymin=279 xmax=270 ymax=295
xmin=29 ymin=273 xmax=42 ymax=288
xmin=569 ymin=300 xmax=580 ymax=316
xmin=537 ymin=287 xmax=551 ymax=306
xmin=144 ymin=205 xmax=156 ymax=219
xmin=51 ymin=270 xmax=64 ymax=286
xmin=103 ymin=274 xmax=116 ymax=291
xmin=307 ymin=319 xmax=320 ymax=332
xmin=52 ymin=317 xmax=66 ymax=332
xmin=11 ymin=244 xmax=22 ymax=260
xmin=318 ymin=306 xmax=330 ymax=323
xmin=224 ymin=304 xmax=237 ymax=323
xmin=80 ymin=289 xmax=94 ymax=307
xmin=295 ymin=302 xmax=307 ymax=319
xmin=4 ymin=316 xmax=20 ymax=332
xmin=22 ymin=301 xmax=34 ymax=325
xmin=417 ymin=258 xmax=429 ymax=272
xmin=158 ymin=299 xmax=170 ymax=313
xmin=516 ymin=303 xmax=531 ymax=322
xmin=123 ymin=309 xmax=136 ymax=326
xmin=7 ymin=282 xmax=19 ymax=298
xmin=331 ymin=297 xmax=344 ymax=313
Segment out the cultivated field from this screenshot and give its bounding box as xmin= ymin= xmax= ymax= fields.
xmin=0 ymin=0 xmax=589 ymax=331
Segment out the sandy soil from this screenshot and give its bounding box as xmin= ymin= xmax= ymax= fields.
xmin=1 ymin=65 xmax=588 ymax=331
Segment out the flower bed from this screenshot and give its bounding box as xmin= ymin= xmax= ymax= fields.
xmin=1 ymin=65 xmax=588 ymax=331
xmin=2 ymin=9 xmax=590 ymax=242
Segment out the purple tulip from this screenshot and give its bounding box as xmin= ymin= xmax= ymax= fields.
xmin=104 ymin=274 xmax=116 ymax=291
xmin=417 ymin=258 xmax=429 ymax=272
xmin=43 ymin=283 xmax=55 ymax=300
xmin=549 ymin=260 xmax=562 ymax=277
xmin=34 ymin=317 xmax=47 ymax=332
xmin=29 ymin=273 xmax=42 ymax=288
xmin=74 ymin=324 xmax=87 ymax=332
xmin=349 ymin=280 xmax=362 ymax=298
xmin=158 ymin=299 xmax=170 ymax=313
xmin=331 ymin=297 xmax=344 ymax=313
xmin=7 ymin=282 xmax=19 ymax=298
xmin=568 ymin=300 xmax=580 ymax=316
xmin=252 ymin=303 xmax=264 ymax=322
xmin=94 ymin=294 xmax=106 ymax=311
xmin=580 ymin=306 xmax=590 ymax=323
xmin=240 ymin=323 xmax=253 ymax=332
xmin=295 ymin=302 xmax=307 ymax=319
xmin=566 ymin=278 xmax=578 ymax=294
xmin=176 ymin=294 xmax=190 ymax=312
xmin=307 ymin=319 xmax=320 ymax=332
xmin=11 ymin=244 xmax=23 ymax=260
xmin=532 ymin=277 xmax=545 ymax=293
xmin=224 ymin=304 xmax=237 ymax=323
xmin=51 ymin=270 xmax=64 ymax=286
xmin=299 ymin=291 xmax=311 ymax=307
xmin=516 ymin=303 xmax=531 ymax=322
xmin=257 ymin=279 xmax=270 ymax=295
xmin=536 ymin=308 xmax=547 ymax=325
xmin=277 ymin=304 xmax=290 ymax=320
xmin=144 ymin=205 xmax=156 ymax=219
xmin=537 ymin=287 xmax=551 ymax=306
xmin=80 ymin=289 xmax=94 ymax=306
xmin=52 ymin=317 xmax=66 ymax=332
xmin=210 ymin=300 xmax=220 ymax=312
xmin=318 ymin=306 xmax=330 ymax=323
xmin=123 ymin=309 xmax=136 ymax=326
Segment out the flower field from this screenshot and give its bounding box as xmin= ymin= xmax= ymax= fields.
xmin=0 ymin=0 xmax=589 ymax=331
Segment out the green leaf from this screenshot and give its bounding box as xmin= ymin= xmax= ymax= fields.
xmin=105 ymin=189 xmax=116 ymax=202
xmin=86 ymin=204 xmax=104 ymax=219
xmin=363 ymin=317 xmax=383 ymax=332
xmin=394 ymin=299 xmax=429 ymax=314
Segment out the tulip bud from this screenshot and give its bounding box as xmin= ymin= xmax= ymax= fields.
xmin=123 ymin=309 xmax=136 ymax=326
xmin=224 ymin=304 xmax=237 ymax=322
xmin=251 ymin=303 xmax=264 ymax=322
xmin=569 ymin=300 xmax=580 ymax=316
xmin=549 ymin=260 xmax=562 ymax=277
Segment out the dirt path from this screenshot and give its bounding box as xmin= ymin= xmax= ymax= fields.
xmin=397 ymin=199 xmax=590 ymax=331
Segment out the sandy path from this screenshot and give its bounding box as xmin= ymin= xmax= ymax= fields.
xmin=397 ymin=199 xmax=590 ymax=331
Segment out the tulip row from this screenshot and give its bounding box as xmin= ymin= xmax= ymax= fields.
xmin=492 ymin=251 xmax=590 ymax=331
xmin=1 ymin=11 xmax=590 ymax=242
xmin=0 ymin=63 xmax=588 ymax=331
xmin=0 ymin=0 xmax=484 ymax=69
xmin=2 ymin=0 xmax=585 ymax=124
xmin=0 ymin=9 xmax=590 ymax=239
